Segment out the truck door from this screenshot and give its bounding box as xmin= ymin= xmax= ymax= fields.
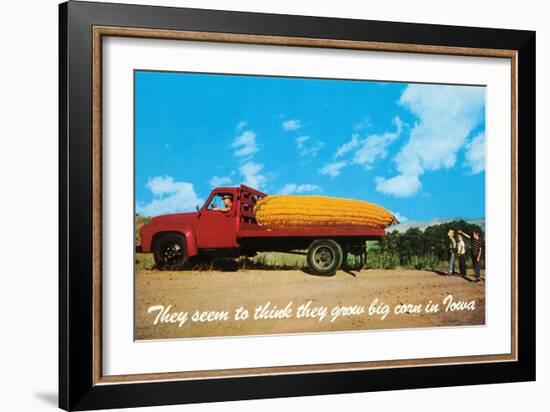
xmin=195 ymin=191 xmax=238 ymax=249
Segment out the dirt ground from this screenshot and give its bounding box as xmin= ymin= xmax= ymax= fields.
xmin=135 ymin=268 xmax=485 ymax=340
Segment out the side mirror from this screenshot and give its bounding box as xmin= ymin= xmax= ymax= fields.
xmin=195 ymin=204 xmax=201 ymax=217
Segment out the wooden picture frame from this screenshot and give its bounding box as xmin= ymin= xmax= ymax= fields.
xmin=59 ymin=1 xmax=535 ymax=410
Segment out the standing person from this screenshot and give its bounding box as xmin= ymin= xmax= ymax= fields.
xmin=447 ymin=229 xmax=457 ymax=275
xmin=459 ymin=230 xmax=484 ymax=282
xmin=456 ymin=233 xmax=467 ymax=277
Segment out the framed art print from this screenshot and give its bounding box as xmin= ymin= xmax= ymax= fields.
xmin=59 ymin=1 xmax=536 ymax=410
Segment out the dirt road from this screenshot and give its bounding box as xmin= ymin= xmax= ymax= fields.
xmin=135 ymin=268 xmax=485 ymax=340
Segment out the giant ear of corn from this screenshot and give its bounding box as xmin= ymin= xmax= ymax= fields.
xmin=254 ymin=195 xmax=398 ymax=229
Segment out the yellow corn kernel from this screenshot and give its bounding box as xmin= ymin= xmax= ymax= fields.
xmin=254 ymin=195 xmax=397 ymax=229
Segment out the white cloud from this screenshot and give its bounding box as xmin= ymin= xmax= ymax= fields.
xmin=353 ymin=117 xmax=403 ymax=169
xmin=146 ymin=175 xmax=179 ymax=196
xmin=296 ymin=135 xmax=323 ymax=157
xmin=137 ymin=176 xmax=202 ymax=216
xmin=296 ymin=135 xmax=310 ymax=148
xmin=279 ymin=184 xmax=298 ymax=195
xmin=295 ymin=184 xmax=320 ymax=194
xmin=232 ymin=130 xmax=258 ymax=157
xmin=301 ymin=142 xmax=324 ymax=157
xmin=391 ymin=211 xmax=408 ymax=223
xmin=239 ymin=161 xmax=266 ymax=190
xmin=209 ymin=175 xmax=232 ymax=187
xmin=319 ymin=161 xmax=348 ymax=178
xmin=330 ymin=117 xmax=401 ymax=175
xmin=230 ymin=128 xmax=268 ymax=189
xmin=354 ymin=117 xmax=372 ymax=131
xmin=464 ymin=132 xmax=485 ymax=174
xmin=335 ymin=134 xmax=360 ymax=158
xmin=375 ymin=174 xmax=422 ymax=198
xmin=279 ymin=183 xmax=321 ymax=195
xmin=236 ymin=121 xmax=247 ymax=131
xmin=395 ymin=84 xmax=485 ymax=176
xmin=375 ymin=84 xmax=485 ymax=197
xmin=282 ymin=119 xmax=301 ymax=131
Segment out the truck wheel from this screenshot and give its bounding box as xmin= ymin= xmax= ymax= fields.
xmin=153 ymin=233 xmax=188 ymax=270
xmin=307 ymin=239 xmax=343 ymax=276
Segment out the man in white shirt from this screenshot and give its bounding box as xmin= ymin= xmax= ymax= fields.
xmin=457 ymin=233 xmax=467 ymax=277
xmin=447 ymin=229 xmax=457 ymax=275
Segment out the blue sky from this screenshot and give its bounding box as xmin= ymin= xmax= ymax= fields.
xmin=135 ymin=70 xmax=486 ymax=222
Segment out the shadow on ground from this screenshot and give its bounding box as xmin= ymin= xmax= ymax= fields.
xmin=184 ymin=257 xmax=306 ymax=272
xmin=432 ymin=270 xmax=482 ymax=282
xmin=187 ymin=259 xmax=364 ymax=276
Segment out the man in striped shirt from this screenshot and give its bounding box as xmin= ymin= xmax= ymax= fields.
xmin=459 ymin=230 xmax=484 ymax=282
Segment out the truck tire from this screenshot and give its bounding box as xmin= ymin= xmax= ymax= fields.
xmin=153 ymin=233 xmax=188 ymax=270
xmin=307 ymin=239 xmax=343 ymax=276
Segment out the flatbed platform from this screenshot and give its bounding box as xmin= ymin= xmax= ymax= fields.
xmin=237 ymin=226 xmax=386 ymax=239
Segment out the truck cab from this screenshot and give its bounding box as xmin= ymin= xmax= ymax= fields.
xmin=138 ymin=185 xmax=266 ymax=268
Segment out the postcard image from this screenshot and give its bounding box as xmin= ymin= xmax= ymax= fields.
xmin=134 ymin=71 xmax=486 ymax=340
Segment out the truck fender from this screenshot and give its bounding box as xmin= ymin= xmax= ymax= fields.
xmin=181 ymin=229 xmax=198 ymax=257
xmin=145 ymin=225 xmax=198 ymax=257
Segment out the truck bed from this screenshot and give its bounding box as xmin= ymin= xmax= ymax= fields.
xmin=236 ymin=185 xmax=387 ymax=240
xmin=237 ymin=225 xmax=385 ymax=239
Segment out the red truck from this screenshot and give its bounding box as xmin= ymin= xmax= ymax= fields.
xmin=137 ymin=185 xmax=386 ymax=275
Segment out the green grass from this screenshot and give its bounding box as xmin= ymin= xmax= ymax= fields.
xmin=364 ymin=252 xmax=481 ymax=272
xmin=135 ymin=215 xmax=151 ymax=246
xmin=135 ymin=215 xmax=155 ymax=270
xmin=246 ymin=252 xmax=307 ymax=269
xmin=136 ymin=253 xmax=155 ymax=270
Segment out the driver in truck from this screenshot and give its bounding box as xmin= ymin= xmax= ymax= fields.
xmin=212 ymin=194 xmax=233 ymax=212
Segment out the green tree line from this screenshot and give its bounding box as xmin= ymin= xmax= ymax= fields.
xmin=364 ymin=220 xmax=485 ymax=271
